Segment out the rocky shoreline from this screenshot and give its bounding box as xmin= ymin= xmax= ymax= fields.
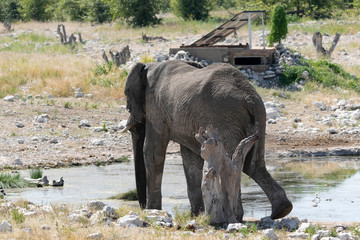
xmin=0 ymin=199 xmax=358 ymax=239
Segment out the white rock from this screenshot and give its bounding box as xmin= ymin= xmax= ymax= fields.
xmin=117 ymin=212 xmax=145 ymax=227
xmin=118 ymin=120 xmax=128 ymax=130
xmin=0 ymin=220 xmax=12 ymax=232
xmin=312 ymin=101 xmax=327 ymax=111
xmin=15 ymin=122 xmax=25 ymax=128
xmin=87 ymin=201 xmax=106 ymax=211
xmin=337 ymin=232 xmax=352 ymax=240
xmin=288 ymin=232 xmax=309 ymax=239
xmin=301 ymin=71 xmax=309 ymax=80
xmin=41 ymin=225 xmax=51 ymax=230
xmin=13 ymin=158 xmax=23 ymax=165
xmin=263 ymin=228 xmax=279 ymax=240
xmin=50 ymin=138 xmax=58 ymax=144
xmin=102 ymin=205 xmax=117 ymax=219
xmin=87 ymin=232 xmax=103 ymax=239
xmin=280 ymin=217 xmax=299 ymax=231
xmin=227 ymin=223 xmax=247 ymax=233
xmin=92 ymin=139 xmax=104 ymax=146
xmin=297 ymin=222 xmax=311 ymax=232
xmin=80 ymin=119 xmax=91 ymax=127
xmin=4 ymin=95 xmax=14 ymax=102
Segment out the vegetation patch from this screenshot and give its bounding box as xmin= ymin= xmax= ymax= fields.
xmin=30 ymin=168 xmax=43 ymax=179
xmin=109 ymin=188 xmax=138 ymax=201
xmin=280 ymin=58 xmax=360 ymax=92
xmin=0 ymin=172 xmax=32 ymax=188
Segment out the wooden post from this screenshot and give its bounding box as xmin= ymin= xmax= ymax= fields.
xmin=196 ymin=125 xmax=259 ymax=224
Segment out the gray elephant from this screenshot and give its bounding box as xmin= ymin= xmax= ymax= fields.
xmin=123 ymin=60 xmax=292 ymax=221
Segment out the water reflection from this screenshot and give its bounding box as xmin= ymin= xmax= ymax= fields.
xmin=4 ymin=156 xmax=360 ymax=222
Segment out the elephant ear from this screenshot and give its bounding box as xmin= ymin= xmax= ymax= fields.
xmin=125 ymin=63 xmax=147 ymax=123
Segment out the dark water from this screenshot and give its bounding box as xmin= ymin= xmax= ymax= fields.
xmin=5 ymin=156 xmax=360 ymax=222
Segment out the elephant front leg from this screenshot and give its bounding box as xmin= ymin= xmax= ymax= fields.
xmin=180 ymin=145 xmax=204 ymax=215
xmin=144 ymin=129 xmax=169 ymax=210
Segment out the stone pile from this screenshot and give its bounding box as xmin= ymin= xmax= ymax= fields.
xmin=163 ymin=44 xmax=308 ymax=90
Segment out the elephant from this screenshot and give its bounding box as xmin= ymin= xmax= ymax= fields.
xmin=123 ymin=60 xmax=292 ymax=220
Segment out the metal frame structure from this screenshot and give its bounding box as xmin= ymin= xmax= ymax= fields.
xmin=169 ymin=11 xmax=274 ymax=71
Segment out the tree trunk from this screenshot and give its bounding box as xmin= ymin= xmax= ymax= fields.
xmin=196 ymin=125 xmax=258 ymax=224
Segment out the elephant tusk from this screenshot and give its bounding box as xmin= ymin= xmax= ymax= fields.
xmin=120 ymin=125 xmax=132 ymax=133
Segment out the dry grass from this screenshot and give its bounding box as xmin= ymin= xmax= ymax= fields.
xmin=0 ymin=201 xmax=273 ymax=240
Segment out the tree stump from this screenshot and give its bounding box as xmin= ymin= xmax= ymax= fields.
xmin=57 ymin=24 xmax=84 ymax=47
xmin=195 ymin=125 xmax=259 ymax=224
xmin=312 ymin=31 xmax=340 ymax=58
xmin=102 ymin=45 xmax=131 ymax=67
xmin=3 ymin=18 xmax=11 ymax=32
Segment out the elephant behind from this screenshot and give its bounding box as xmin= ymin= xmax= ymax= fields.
xmin=123 ymin=60 xmax=292 ymax=221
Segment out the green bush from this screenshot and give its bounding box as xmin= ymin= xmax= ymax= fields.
xmin=54 ymin=0 xmax=88 ymax=21
xmin=18 ymin=0 xmax=54 ymax=21
xmin=112 ymin=0 xmax=161 ymax=27
xmin=11 ymin=208 xmax=25 ymax=224
xmin=87 ymin=0 xmax=112 ymax=23
xmin=170 ymin=0 xmax=213 ymax=21
xmin=0 ymin=173 xmax=29 ymax=188
xmin=279 ymin=58 xmax=360 ymax=93
xmin=30 ymin=168 xmax=43 ymax=179
xmin=0 ymin=0 xmax=21 ymax=21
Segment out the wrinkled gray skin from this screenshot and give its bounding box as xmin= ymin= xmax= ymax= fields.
xmin=124 ymin=60 xmax=292 ymax=220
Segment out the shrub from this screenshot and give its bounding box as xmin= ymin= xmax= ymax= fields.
xmin=30 ymin=168 xmax=43 ymax=179
xmin=11 ymin=208 xmax=25 ymax=224
xmin=54 ymin=0 xmax=88 ymax=21
xmin=87 ymin=0 xmax=112 ymax=23
xmin=113 ymin=0 xmax=161 ymax=27
xmin=171 ymin=0 xmax=213 ymax=21
xmin=279 ymin=58 xmax=360 ymax=93
xmin=18 ymin=0 xmax=53 ymax=21
xmin=268 ymin=4 xmax=288 ymax=46
xmin=0 ymin=0 xmax=21 ymax=22
xmin=0 ymin=173 xmax=29 ymax=188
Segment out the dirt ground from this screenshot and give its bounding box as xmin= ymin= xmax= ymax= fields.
xmin=1 ymin=93 xmax=359 ymax=170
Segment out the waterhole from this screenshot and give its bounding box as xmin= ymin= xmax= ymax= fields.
xmin=5 ymin=156 xmax=360 ymax=222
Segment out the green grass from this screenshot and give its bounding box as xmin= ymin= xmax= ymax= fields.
xmin=109 ymin=188 xmax=138 ymax=201
xmin=11 ymin=208 xmax=25 ymax=224
xmin=0 ymin=33 xmax=80 ymax=54
xmin=289 ymin=19 xmax=360 ymax=35
xmin=30 ymin=168 xmax=43 ymax=179
xmin=0 ymin=173 xmax=30 ymax=188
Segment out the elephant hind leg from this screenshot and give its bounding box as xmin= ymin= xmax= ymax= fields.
xmin=244 ymin=163 xmax=293 ymax=219
xmin=180 ymin=145 xmax=204 ymax=215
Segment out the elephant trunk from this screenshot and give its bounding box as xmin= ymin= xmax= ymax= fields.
xmin=129 ymin=122 xmax=147 ymax=209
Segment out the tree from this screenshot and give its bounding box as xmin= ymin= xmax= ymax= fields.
xmin=54 ymin=0 xmax=88 ymax=21
xmin=87 ymin=0 xmax=112 ymax=23
xmin=108 ymin=0 xmax=160 ymax=27
xmin=18 ymin=0 xmax=54 ymax=21
xmin=171 ymin=0 xmax=213 ymax=21
xmin=268 ymin=4 xmax=288 ymax=46
xmin=0 ymin=0 xmax=21 ymax=22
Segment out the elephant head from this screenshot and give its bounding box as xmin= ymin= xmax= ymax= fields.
xmin=123 ymin=62 xmax=149 ymax=209
xmin=124 ymin=62 xmax=147 ymax=124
